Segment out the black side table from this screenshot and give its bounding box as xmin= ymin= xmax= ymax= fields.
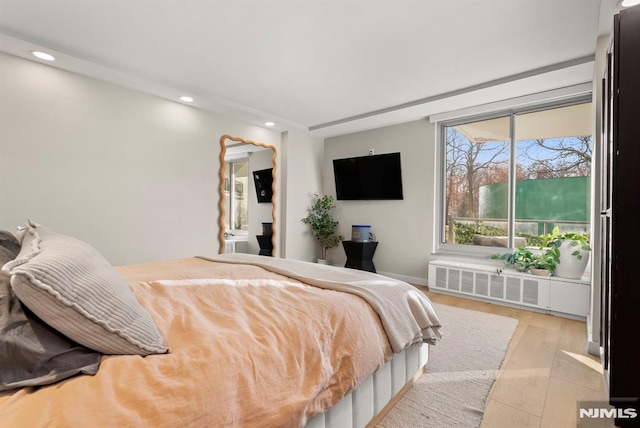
xmin=342 ymin=240 xmax=378 ymax=273
xmin=256 ymin=235 xmax=273 ymax=256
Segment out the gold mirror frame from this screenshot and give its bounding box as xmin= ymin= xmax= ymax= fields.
xmin=218 ymin=134 xmax=277 ymax=255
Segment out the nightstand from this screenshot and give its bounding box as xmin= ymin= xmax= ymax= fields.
xmin=256 ymin=235 xmax=273 ymax=256
xmin=342 ymin=240 xmax=378 ymax=273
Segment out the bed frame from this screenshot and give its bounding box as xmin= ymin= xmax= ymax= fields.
xmin=307 ymin=343 xmax=428 ymax=428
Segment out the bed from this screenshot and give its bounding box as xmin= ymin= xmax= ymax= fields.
xmin=0 ymin=222 xmax=442 ymax=427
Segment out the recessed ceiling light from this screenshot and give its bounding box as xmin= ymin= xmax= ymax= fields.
xmin=264 ymin=122 xmax=275 ymax=127
xmin=31 ymin=51 xmax=55 ymax=61
xmin=180 ymin=96 xmax=194 ymax=103
xmin=620 ymin=0 xmax=640 ymax=6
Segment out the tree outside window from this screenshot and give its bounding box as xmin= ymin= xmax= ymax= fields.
xmin=442 ymin=102 xmax=592 ymax=249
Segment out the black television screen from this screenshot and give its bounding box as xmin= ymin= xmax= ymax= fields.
xmin=333 ymin=152 xmax=403 ymax=200
xmin=253 ymin=168 xmax=273 ymax=203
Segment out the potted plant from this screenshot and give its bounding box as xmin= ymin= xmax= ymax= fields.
xmin=493 ymin=246 xmax=560 ymax=276
xmin=301 ymin=194 xmax=343 ymax=264
xmin=494 ymin=246 xmax=535 ymax=272
xmin=543 ymin=227 xmax=591 ymax=279
xmin=528 ymin=247 xmax=560 ymax=276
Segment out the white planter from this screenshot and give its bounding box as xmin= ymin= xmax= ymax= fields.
xmin=317 ymin=258 xmax=329 ymax=265
xmin=554 ymin=241 xmax=590 ymax=279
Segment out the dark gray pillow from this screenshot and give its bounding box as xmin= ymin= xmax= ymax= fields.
xmin=0 ymin=230 xmax=20 ymax=257
xmin=0 ymin=246 xmax=102 ymax=392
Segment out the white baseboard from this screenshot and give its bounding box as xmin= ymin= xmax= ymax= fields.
xmin=586 ymin=313 xmax=600 ymax=355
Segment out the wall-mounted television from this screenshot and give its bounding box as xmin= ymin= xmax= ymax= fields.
xmin=333 ymin=152 xmax=404 ymax=200
xmin=253 ymin=168 xmax=273 ymax=203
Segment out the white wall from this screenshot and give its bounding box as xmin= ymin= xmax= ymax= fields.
xmin=281 ymin=129 xmax=325 ymax=262
xmin=0 ymin=52 xmax=281 ymax=265
xmin=323 ymin=120 xmax=436 ymax=283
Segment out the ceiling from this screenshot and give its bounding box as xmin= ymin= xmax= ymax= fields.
xmin=0 ymin=0 xmax=623 ymax=138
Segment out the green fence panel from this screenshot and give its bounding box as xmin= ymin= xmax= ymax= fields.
xmin=479 ymin=176 xmax=590 ymax=221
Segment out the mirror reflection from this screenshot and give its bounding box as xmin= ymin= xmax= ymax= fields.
xmin=218 ymin=135 xmax=276 ymax=256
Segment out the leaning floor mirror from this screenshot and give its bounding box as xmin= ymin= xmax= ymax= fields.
xmin=218 ymin=134 xmax=277 ymax=256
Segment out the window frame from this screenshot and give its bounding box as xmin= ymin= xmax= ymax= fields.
xmin=224 ymin=157 xmax=250 ymax=235
xmin=434 ymin=95 xmax=593 ymax=257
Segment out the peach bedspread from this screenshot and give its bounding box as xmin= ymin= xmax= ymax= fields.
xmin=0 ymin=257 xmax=392 ymax=427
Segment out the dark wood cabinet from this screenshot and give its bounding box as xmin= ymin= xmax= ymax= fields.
xmin=600 ymin=5 xmax=640 ymax=426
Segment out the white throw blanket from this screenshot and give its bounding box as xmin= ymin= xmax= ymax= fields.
xmin=199 ymin=254 xmax=442 ymax=353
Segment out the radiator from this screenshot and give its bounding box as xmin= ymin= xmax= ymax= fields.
xmin=427 ymin=260 xmax=590 ymax=319
xmin=224 ymin=240 xmax=249 ymax=254
xmin=428 ymin=261 xmax=549 ymax=311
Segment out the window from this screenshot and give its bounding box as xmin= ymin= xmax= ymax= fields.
xmin=223 ymin=160 xmax=249 ymax=233
xmin=439 ymin=101 xmax=593 ymax=254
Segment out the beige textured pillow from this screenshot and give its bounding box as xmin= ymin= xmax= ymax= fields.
xmin=2 ymin=221 xmax=167 ymax=356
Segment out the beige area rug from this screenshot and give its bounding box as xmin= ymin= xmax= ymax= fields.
xmin=377 ymin=302 xmax=518 ymax=428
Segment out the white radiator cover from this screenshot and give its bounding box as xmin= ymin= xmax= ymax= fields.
xmin=224 ymin=240 xmax=249 ymax=254
xmin=428 ymin=260 xmax=590 ymax=319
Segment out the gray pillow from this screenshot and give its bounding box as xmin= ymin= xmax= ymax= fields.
xmin=0 ymin=247 xmax=101 ymax=392
xmin=2 ymin=221 xmax=168 ymax=356
xmin=0 ymin=230 xmax=20 ymax=257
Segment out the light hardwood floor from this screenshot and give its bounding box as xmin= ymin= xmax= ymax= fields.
xmin=424 ymin=290 xmax=613 ymax=428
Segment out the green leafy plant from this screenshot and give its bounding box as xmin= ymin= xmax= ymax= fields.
xmin=493 ymin=246 xmax=560 ymax=273
xmin=453 ymin=221 xmax=508 ymax=244
xmin=301 ymin=194 xmax=343 ymax=259
xmin=453 ymin=221 xmax=553 ymax=246
xmin=529 ymin=247 xmax=560 ymax=272
xmin=493 ymin=247 xmax=535 ymax=272
xmin=542 ymin=226 xmax=591 ymax=260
